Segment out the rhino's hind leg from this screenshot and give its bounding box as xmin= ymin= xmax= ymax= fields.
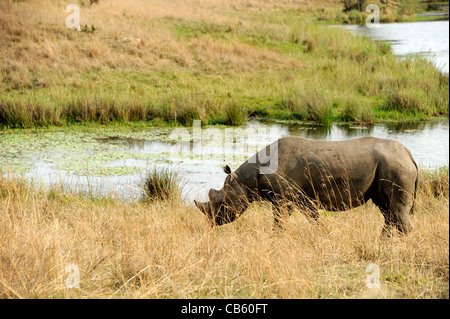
xmin=372 ymin=189 xmax=413 ymax=238
xmin=378 ymin=207 xmax=396 ymax=238
xmin=391 ymin=201 xmax=413 ymax=234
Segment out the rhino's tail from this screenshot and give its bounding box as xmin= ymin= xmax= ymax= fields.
xmin=409 ymin=156 xmax=419 ymax=216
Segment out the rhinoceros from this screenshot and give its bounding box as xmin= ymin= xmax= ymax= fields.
xmin=194 ymin=136 xmax=418 ymax=236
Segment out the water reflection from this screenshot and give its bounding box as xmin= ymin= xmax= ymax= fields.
xmin=278 ymin=120 xmax=449 ymax=168
xmin=2 ymin=119 xmax=448 ymax=201
xmin=382 ymin=121 xmax=440 ymax=132
xmin=111 ymin=119 xmax=449 ymax=168
xmin=128 ymin=119 xmax=449 ymax=201
xmin=96 ymin=119 xmax=449 ymax=169
xmin=284 ymin=123 xmax=374 ymax=139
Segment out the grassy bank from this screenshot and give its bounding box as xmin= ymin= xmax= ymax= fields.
xmin=0 ymin=167 xmax=447 ymax=298
xmin=337 ymin=0 xmax=449 ymax=24
xmin=0 ymin=0 xmax=448 ymax=128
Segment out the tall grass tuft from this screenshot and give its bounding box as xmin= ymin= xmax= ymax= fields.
xmin=286 ymin=86 xmax=333 ymax=124
xmin=419 ymin=166 xmax=449 ymax=198
xmin=223 ymin=100 xmax=247 ymax=126
xmin=142 ymin=168 xmax=181 ymax=202
xmin=339 ymin=98 xmax=374 ymax=124
xmin=173 ymin=95 xmax=207 ymax=126
xmin=0 ymin=101 xmax=61 ymax=128
xmin=385 ymin=88 xmax=428 ymax=113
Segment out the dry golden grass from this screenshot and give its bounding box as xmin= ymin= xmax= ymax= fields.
xmin=0 ymin=172 xmax=448 ymax=299
xmin=0 ymin=0 xmax=323 ymax=76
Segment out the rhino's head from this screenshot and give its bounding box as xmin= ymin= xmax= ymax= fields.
xmin=194 ymin=165 xmax=249 ymax=226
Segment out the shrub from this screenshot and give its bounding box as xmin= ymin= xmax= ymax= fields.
xmin=341 ymin=0 xmax=366 ymax=12
xmin=302 ymin=38 xmax=316 ymax=53
xmin=142 ymin=168 xmax=181 ymax=202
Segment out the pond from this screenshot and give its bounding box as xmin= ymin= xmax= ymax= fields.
xmin=1 ymin=119 xmax=448 ymax=202
xmin=341 ymin=20 xmax=449 ymax=73
xmin=2 ymin=20 xmax=449 ymax=202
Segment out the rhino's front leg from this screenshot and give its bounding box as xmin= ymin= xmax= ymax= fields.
xmin=297 ymin=200 xmax=330 ymax=233
xmin=272 ymin=202 xmax=294 ymax=231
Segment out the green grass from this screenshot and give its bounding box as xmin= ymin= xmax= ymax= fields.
xmin=0 ymin=0 xmax=448 ymax=128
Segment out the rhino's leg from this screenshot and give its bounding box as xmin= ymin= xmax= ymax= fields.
xmin=381 ymin=207 xmax=412 ymax=237
xmin=300 ymin=201 xmax=321 ymax=225
xmin=380 ymin=209 xmax=395 ymax=238
xmin=372 ymin=195 xmax=395 ymax=238
xmin=390 ymin=199 xmax=413 ymax=235
xmin=372 ymin=187 xmax=413 ymax=237
xmin=272 ymin=201 xmax=294 ymax=231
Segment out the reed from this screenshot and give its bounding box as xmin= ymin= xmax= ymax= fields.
xmin=223 ymin=101 xmax=248 ymax=126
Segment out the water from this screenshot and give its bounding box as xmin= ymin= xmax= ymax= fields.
xmin=342 ymin=20 xmax=449 ymax=73
xmin=2 ymin=21 xmax=448 ymax=202
xmin=1 ymin=120 xmax=448 ymax=202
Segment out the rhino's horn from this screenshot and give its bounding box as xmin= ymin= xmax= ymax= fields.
xmin=208 ymin=188 xmax=223 ymax=203
xmin=194 ymin=200 xmax=210 ymax=215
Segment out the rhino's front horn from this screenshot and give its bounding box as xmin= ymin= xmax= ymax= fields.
xmin=194 ymin=200 xmax=210 ymax=215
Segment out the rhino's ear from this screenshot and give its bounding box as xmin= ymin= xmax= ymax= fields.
xmin=223 ymin=165 xmax=238 ymax=182
xmin=223 ymin=165 xmax=232 ymax=174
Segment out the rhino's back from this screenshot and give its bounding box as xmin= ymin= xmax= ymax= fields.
xmin=269 ymin=136 xmax=416 ymax=204
xmin=240 ymin=135 xmax=415 ymax=185
xmin=277 ymin=135 xmax=411 ymax=163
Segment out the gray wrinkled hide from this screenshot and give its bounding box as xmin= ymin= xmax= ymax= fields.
xmin=194 ymin=136 xmax=418 ymax=236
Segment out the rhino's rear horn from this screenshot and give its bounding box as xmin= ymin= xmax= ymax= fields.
xmin=209 ymin=188 xmax=223 ymax=203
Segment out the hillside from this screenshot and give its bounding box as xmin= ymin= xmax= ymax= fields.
xmin=0 ymin=0 xmax=448 ymax=127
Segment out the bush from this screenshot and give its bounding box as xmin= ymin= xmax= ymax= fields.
xmin=142 ymin=168 xmax=181 ymax=202
xmin=342 ymin=0 xmax=366 ymax=12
